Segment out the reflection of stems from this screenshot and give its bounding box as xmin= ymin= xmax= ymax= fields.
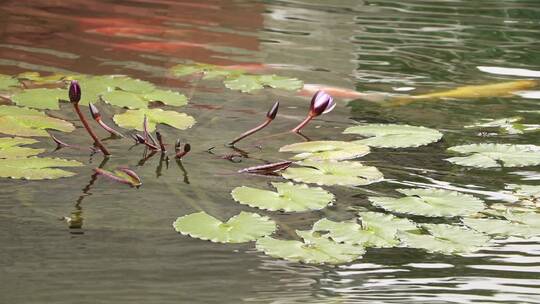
xmin=138 ymin=149 xmax=157 ymax=166
xmin=156 ymin=153 xmax=168 ymax=178
xmin=73 ymin=102 xmax=110 ymax=155
xmin=176 ymin=159 xmax=190 ymax=184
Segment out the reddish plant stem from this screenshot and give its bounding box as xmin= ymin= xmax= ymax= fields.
xmin=229 ymin=118 xmax=272 ymax=146
xmin=97 ymin=119 xmax=124 ymax=138
xmin=94 ymin=168 xmax=133 ymax=186
xmin=156 ymin=131 xmax=166 ymax=152
xmin=290 ymin=114 xmax=314 ymax=133
xmin=73 ymin=103 xmax=110 ymax=155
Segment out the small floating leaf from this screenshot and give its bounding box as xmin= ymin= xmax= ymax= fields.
xmin=256 ymin=230 xmax=365 ymax=265
xmin=11 ymin=88 xmax=66 ymax=110
xmin=107 ymin=76 xmax=155 ymax=93
xmin=398 ymin=224 xmax=490 ymax=254
xmin=506 ymin=184 xmax=540 ymax=207
xmin=0 ymin=74 xmax=19 ymax=90
xmin=17 ymin=71 xmax=72 ymax=84
xmin=101 ymin=90 xmax=148 ymax=109
xmin=282 ymin=160 xmax=383 ymax=186
xmin=446 ymin=144 xmax=540 ymax=168
xmin=0 ymin=137 xmax=44 ymax=158
xmin=143 ymin=90 xmax=188 ymax=107
xmin=0 ymin=105 xmax=74 ymax=137
xmin=463 ymin=216 xmax=540 ymax=238
xmin=113 ymin=108 xmax=196 ymax=132
xmin=173 ymin=211 xmax=276 ymax=243
xmin=312 ymin=212 xmax=418 ymax=248
xmin=171 ymin=63 xmax=243 ymax=79
xmin=465 ymin=117 xmax=540 ymax=134
xmin=344 ymin=124 xmax=443 ymax=148
xmin=368 ymin=188 xmax=485 ymax=217
xmin=0 ymin=157 xmax=83 ymax=180
xmin=257 ymin=75 xmax=303 ymax=91
xmin=224 ymin=75 xmax=263 ymax=92
xmin=279 ymin=141 xmax=370 ymax=161
xmin=224 ymin=74 xmax=303 ymax=93
xmin=231 ymin=182 xmax=334 ymax=212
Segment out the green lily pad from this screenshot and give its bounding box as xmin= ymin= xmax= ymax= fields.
xmin=282 ymin=160 xmax=383 ymax=186
xmin=173 ymin=211 xmax=276 ymax=243
xmin=143 ymin=90 xmax=188 ymax=107
xmin=231 ymin=182 xmax=334 ymax=212
xmin=224 ymin=74 xmax=303 ymax=93
xmin=171 ymin=63 xmax=243 ymax=79
xmin=256 ymin=230 xmax=365 ymax=265
xmin=0 ymin=157 xmax=83 ymax=180
xmin=343 ymin=124 xmax=443 ymax=148
xmin=101 ymin=91 xmax=148 ymax=109
xmin=17 ymin=72 xmax=76 ymax=84
xmin=279 ymin=141 xmax=370 ymax=161
xmin=76 ymin=75 xmax=155 ymax=105
xmin=465 ymin=117 xmax=540 ymax=134
xmin=107 ymin=76 xmax=155 ymax=93
xmin=224 ymin=75 xmax=263 ymax=92
xmin=312 ymin=212 xmax=418 ymax=248
xmin=113 ymin=108 xmax=195 ymax=132
xmin=398 ymin=224 xmax=490 ymax=254
xmin=0 ymin=105 xmax=75 ymax=137
xmin=368 ymin=188 xmax=485 ymax=217
xmin=0 ymin=137 xmax=44 ymax=158
xmin=446 ymin=144 xmax=540 ymax=168
xmin=506 ymin=184 xmax=540 ymax=207
xmin=257 ymin=75 xmax=303 ymax=91
xmin=11 ymin=88 xmax=66 ymax=110
xmin=0 ymin=74 xmax=19 ymax=90
xmin=463 ymin=216 xmax=540 ymax=238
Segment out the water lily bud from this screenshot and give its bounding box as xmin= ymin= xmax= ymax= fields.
xmin=69 ymin=80 xmax=81 ymax=103
xmin=266 ymin=101 xmax=279 ymax=120
xmin=309 ymin=90 xmax=335 ymax=117
xmin=183 ymin=143 xmax=191 ymax=153
xmin=88 ymin=103 xmax=101 ymax=120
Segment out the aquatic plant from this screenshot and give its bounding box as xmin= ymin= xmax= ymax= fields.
xmin=229 ymin=101 xmax=279 ymax=146
xmin=446 ymin=143 xmax=540 ymax=168
xmin=282 ymin=160 xmax=383 ymax=186
xmin=343 ymin=124 xmax=443 ymax=148
xmin=291 ymin=90 xmax=335 ymax=133
xmin=279 ymin=140 xmax=370 ymax=161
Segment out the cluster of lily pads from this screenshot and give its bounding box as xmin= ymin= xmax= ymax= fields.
xmin=174 ymin=109 xmax=540 ymax=264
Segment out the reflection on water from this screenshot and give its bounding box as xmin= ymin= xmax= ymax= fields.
xmin=1 ymin=0 xmax=540 ymax=303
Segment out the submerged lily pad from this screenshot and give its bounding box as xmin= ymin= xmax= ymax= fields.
xmin=231 ymin=182 xmax=334 ymax=212
xmin=0 ymin=157 xmax=83 ymax=180
xmin=312 ymin=212 xmax=418 ymax=248
xmin=0 ymin=137 xmax=44 ymax=158
xmin=0 ymin=105 xmax=75 ymax=137
xmin=343 ymin=124 xmax=443 ymax=148
xmin=256 ymin=230 xmax=365 ymax=265
xmin=446 ymin=144 xmax=540 ymax=168
xmin=173 ymin=211 xmax=276 ymax=243
xmin=398 ymin=224 xmax=490 ymax=254
xmin=11 ymin=88 xmax=66 ymax=110
xmin=0 ymin=74 xmax=19 ymax=90
xmin=282 ymin=160 xmax=383 ymax=186
xmin=463 ymin=215 xmax=540 ymax=238
xmin=279 ymin=141 xmax=370 ymax=161
xmin=224 ymin=74 xmax=303 ymax=93
xmin=368 ymin=188 xmax=485 ymax=217
xmin=113 ymin=108 xmax=195 ymax=131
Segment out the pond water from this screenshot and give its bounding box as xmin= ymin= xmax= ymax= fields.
xmin=1 ymin=0 xmax=540 ymax=303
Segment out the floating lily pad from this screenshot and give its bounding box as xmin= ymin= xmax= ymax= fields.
xmin=312 ymin=212 xmax=418 ymax=248
xmin=11 ymin=88 xmax=66 ymax=110
xmin=344 ymin=124 xmax=443 ymax=148
xmin=398 ymin=224 xmax=490 ymax=254
xmin=465 ymin=117 xmax=540 ymax=135
xmin=0 ymin=74 xmax=19 ymax=90
xmin=76 ymin=75 xmax=156 ymax=105
xmin=143 ymin=90 xmax=188 ymax=107
xmin=446 ymin=144 xmax=540 ymax=168
xmin=368 ymin=188 xmax=485 ymax=217
xmin=256 ymin=230 xmax=365 ymax=265
xmin=107 ymin=76 xmax=155 ymax=93
xmin=279 ymin=141 xmax=370 ymax=161
xmin=231 ymin=182 xmax=334 ymax=212
xmin=463 ymin=215 xmax=540 ymax=238
xmin=101 ymin=91 xmax=148 ymax=109
xmin=0 ymin=137 xmax=44 ymax=158
xmin=17 ymin=72 xmax=75 ymax=84
xmin=171 ymin=63 xmax=243 ymax=79
xmin=224 ymin=74 xmax=303 ymax=93
xmin=173 ymin=211 xmax=276 ymax=243
xmin=506 ymin=184 xmax=540 ymax=207
xmin=0 ymin=157 xmax=83 ymax=180
xmin=113 ymin=108 xmax=195 ymax=131
xmin=0 ymin=105 xmax=75 ymax=137
xmin=282 ymin=160 xmax=383 ymax=186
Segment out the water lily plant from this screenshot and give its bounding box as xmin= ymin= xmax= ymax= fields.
xmin=228 ymin=101 xmax=279 ymax=146
xmin=291 ymin=90 xmax=335 ymax=133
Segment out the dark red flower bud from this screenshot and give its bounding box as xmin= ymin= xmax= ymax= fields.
xmin=309 ymin=90 xmax=335 ymax=117
xmin=266 ymin=101 xmax=279 ymax=120
xmin=69 ymin=80 xmax=81 ymax=103
xmin=88 ymin=103 xmax=101 ymax=120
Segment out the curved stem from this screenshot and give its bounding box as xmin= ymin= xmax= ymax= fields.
xmin=97 ymin=119 xmax=124 ymax=138
xmin=73 ymin=103 xmax=110 ymax=155
xmin=228 ymin=118 xmax=272 ymax=146
xmin=291 ymin=114 xmax=314 ymax=133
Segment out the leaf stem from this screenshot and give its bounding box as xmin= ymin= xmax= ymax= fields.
xmin=291 ymin=114 xmax=314 ymax=133
xmin=73 ymin=103 xmax=111 ymax=155
xmin=229 ymin=118 xmax=272 ymax=146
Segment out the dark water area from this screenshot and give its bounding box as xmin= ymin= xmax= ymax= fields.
xmin=0 ymin=0 xmax=539 ymax=303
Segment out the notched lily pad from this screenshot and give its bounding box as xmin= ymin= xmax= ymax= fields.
xmin=0 ymin=157 xmax=83 ymax=180
xmin=101 ymin=90 xmax=148 ymax=109
xmin=282 ymin=160 xmax=383 ymax=186
xmin=398 ymin=224 xmax=490 ymax=254
xmin=0 ymin=137 xmax=44 ymax=158
xmin=465 ymin=117 xmax=540 ymax=135
xmin=113 ymin=108 xmax=196 ymax=131
xmin=446 ymin=144 xmax=540 ymax=168
xmin=171 ymin=63 xmax=243 ymax=79
xmin=256 ymin=230 xmax=365 ymax=265
xmin=463 ymin=215 xmax=540 ymax=238
xmin=173 ymin=211 xmax=276 ymax=243
xmin=11 ymin=88 xmax=66 ymax=110
xmin=368 ymin=188 xmax=485 ymax=217
xmin=279 ymin=141 xmax=370 ymax=161
xmin=0 ymin=74 xmax=19 ymax=90
xmin=344 ymin=124 xmax=443 ymax=148
xmin=143 ymin=90 xmax=188 ymax=107
xmin=312 ymin=212 xmax=418 ymax=248
xmin=224 ymin=74 xmax=303 ymax=93
xmin=231 ymin=182 xmax=334 ymax=212
xmin=506 ymin=184 xmax=540 ymax=207
xmin=0 ymin=105 xmax=75 ymax=137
